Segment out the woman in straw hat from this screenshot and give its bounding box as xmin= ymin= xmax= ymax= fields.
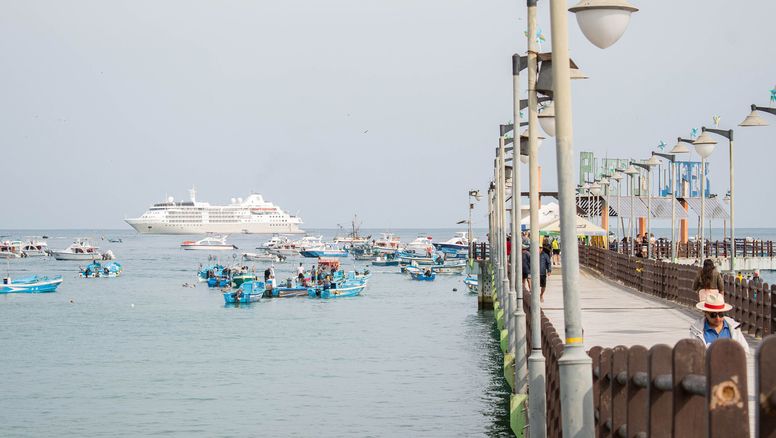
xmin=689 ymin=293 xmax=749 ymax=354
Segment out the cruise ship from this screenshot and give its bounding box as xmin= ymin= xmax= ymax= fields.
xmin=125 ymin=188 xmax=304 ymax=235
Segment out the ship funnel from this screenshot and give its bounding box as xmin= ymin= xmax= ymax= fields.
xmin=189 ymin=187 xmax=197 ymax=203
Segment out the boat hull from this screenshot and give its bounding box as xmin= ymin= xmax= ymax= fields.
xmin=52 ymin=252 xmax=102 ymax=261
xmin=299 ymin=250 xmax=349 ymax=258
xmin=0 ymin=276 xmax=63 ymax=293
xmin=181 ymin=245 xmax=237 ymax=251
xmin=410 ymin=272 xmax=436 ymax=281
xmin=307 ymin=283 xmax=365 ymax=298
xmin=126 ymin=219 xmax=304 ymax=235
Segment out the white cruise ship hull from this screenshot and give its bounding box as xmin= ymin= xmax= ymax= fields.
xmin=125 ymin=219 xmax=304 ymax=235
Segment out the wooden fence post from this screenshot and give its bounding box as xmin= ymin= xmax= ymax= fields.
xmin=611 ymin=346 xmax=629 ymax=437
xmin=599 ymin=347 xmax=613 ymax=438
xmin=758 ymin=335 xmax=776 ymax=437
xmin=706 ymin=339 xmax=749 ymax=438
xmin=672 ymin=339 xmax=706 ymax=438
xmin=627 ymin=345 xmax=648 ymax=438
xmin=648 ymin=344 xmax=673 ymax=438
xmin=590 ymin=346 xmax=603 ymax=436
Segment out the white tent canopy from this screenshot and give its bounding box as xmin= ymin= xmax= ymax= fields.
xmin=520 ymin=202 xmax=560 ymax=230
xmin=541 ymin=215 xmax=607 ymax=236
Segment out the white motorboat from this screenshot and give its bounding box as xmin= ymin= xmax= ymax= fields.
xmin=404 ymin=235 xmax=435 ymax=255
xmin=432 ymin=232 xmax=472 ymax=251
xmin=52 ymin=239 xmax=103 ymax=261
xmin=21 ymin=239 xmax=49 ymax=257
xmin=373 ymin=233 xmax=401 ymax=254
xmin=258 ymin=235 xmax=291 ymax=250
xmin=0 ymin=241 xmax=23 ymax=259
xmin=242 ymin=252 xmax=284 ymax=262
xmin=180 ymin=236 xmax=237 ymax=251
xmin=266 ymin=235 xmax=324 ymax=257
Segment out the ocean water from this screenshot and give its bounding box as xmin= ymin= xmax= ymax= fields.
xmin=0 ymin=229 xmax=510 ymax=437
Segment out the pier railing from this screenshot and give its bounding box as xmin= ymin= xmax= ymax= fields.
xmin=588 ymin=337 xmax=766 ymax=438
xmin=579 ymin=245 xmax=776 ymax=338
xmin=615 ymin=239 xmax=775 ymax=259
xmin=470 ymin=242 xmax=490 ymax=260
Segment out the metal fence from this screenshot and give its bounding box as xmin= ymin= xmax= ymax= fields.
xmin=614 ymin=239 xmax=775 ymax=259
xmin=579 ymin=245 xmax=776 ymax=338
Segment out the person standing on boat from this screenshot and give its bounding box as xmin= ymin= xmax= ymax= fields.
xmin=264 ymin=267 xmax=271 ymax=283
xmin=297 ymin=263 xmax=305 ymax=282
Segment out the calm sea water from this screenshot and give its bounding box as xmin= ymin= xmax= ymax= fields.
xmin=0 ymin=229 xmax=511 ymax=437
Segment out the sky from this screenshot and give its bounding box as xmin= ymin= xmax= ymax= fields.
xmin=1 ymin=1 xmax=774 ymax=230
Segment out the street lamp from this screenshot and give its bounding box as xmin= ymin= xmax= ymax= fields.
xmin=538 ymin=103 xmax=556 ymax=137
xmin=569 ymin=0 xmax=639 ymax=49
xmin=623 ymin=165 xmax=639 ymax=256
xmin=652 ymin=151 xmax=678 ymax=261
xmin=550 ymin=0 xmax=639 ymax=434
xmin=467 ymin=190 xmax=481 ymax=256
xmin=692 ymin=131 xmax=717 ymax=262
xmin=631 ymin=156 xmax=659 ymax=258
xmin=609 ymin=171 xmax=624 ymax=251
xmin=739 ymin=104 xmax=776 ymax=127
xmin=699 ymin=126 xmax=735 ymax=270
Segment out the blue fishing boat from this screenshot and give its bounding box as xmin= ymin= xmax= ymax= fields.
xmin=223 ymin=281 xmax=264 ymax=304
xmin=271 ymin=285 xmax=309 ymax=298
xmin=463 ymin=276 xmax=478 ymax=292
xmin=79 ymin=261 xmax=123 ymax=278
xmin=207 ymin=276 xmax=231 ymax=288
xmin=410 ymin=271 xmax=436 ymax=281
xmin=372 ymin=255 xmax=400 ymax=267
xmin=1 ymin=275 xmax=63 ymax=293
xmin=307 ymin=280 xmax=366 ymax=299
xmin=198 ymin=264 xmax=226 ymax=282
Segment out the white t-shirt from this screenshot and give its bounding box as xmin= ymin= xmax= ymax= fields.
xmin=297 ymin=266 xmax=305 ymax=275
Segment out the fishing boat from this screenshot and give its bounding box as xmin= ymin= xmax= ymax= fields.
xmin=463 ymin=276 xmax=478 ymax=293
xmin=52 ymin=239 xmax=103 ymax=261
xmin=300 ymin=244 xmax=349 ymax=258
xmin=1 ymin=275 xmax=63 ymax=293
xmin=354 ymin=252 xmax=377 ymax=261
xmin=410 ymin=271 xmax=436 ymax=281
xmin=373 ymin=233 xmax=401 ymax=254
xmin=107 ymin=238 xmax=123 ymax=243
xmin=181 ymin=236 xmax=237 ymax=251
xmin=198 ymin=264 xmax=226 ymax=282
xmin=431 ymin=261 xmax=467 ymax=275
xmin=267 ymin=235 xmax=324 ymax=256
xmin=242 ymin=252 xmax=284 ymax=263
xmin=404 ymin=235 xmax=434 ymax=255
xmin=433 ymin=231 xmax=471 ymax=251
xmin=223 ymin=281 xmax=264 ymax=304
xmin=396 ymin=251 xmax=440 ymax=266
xmin=333 ymin=215 xmax=371 ymax=245
xmin=79 ymin=261 xmax=123 ymax=278
xmin=0 ymin=241 xmax=23 ymax=259
xmin=207 ymin=276 xmax=231 ymax=288
xmin=372 ymin=255 xmax=400 ymax=267
xmin=21 ymin=239 xmax=49 ymax=257
xmin=307 ymin=280 xmax=366 ymax=299
xmin=231 ymin=272 xmax=259 ymax=288
xmin=270 ymin=278 xmax=310 ymax=298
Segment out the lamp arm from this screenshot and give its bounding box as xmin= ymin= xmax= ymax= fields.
xmin=629 ymin=161 xmax=650 ymax=171
xmin=701 ymin=126 xmax=733 ymax=141
xmin=677 ymin=137 xmax=695 ymax=145
xmin=754 ymin=104 xmax=776 ymax=116
xmin=651 ymin=151 xmax=675 ymax=162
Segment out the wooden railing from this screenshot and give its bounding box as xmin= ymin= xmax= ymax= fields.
xmin=579 ymin=245 xmax=776 ymax=338
xmin=588 ymin=337 xmax=766 ymax=438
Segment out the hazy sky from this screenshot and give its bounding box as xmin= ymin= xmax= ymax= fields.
xmin=1 ymin=1 xmax=774 ymax=230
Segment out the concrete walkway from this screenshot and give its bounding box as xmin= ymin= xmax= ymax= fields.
xmin=539 ymin=266 xmax=758 ymax=433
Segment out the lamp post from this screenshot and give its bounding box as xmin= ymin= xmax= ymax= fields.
xmin=630 ymin=158 xmax=658 ymax=258
xmin=651 ymin=152 xmax=677 ymax=261
xmin=547 ymin=0 xmax=639 ymax=434
xmin=740 ymin=104 xmax=776 ymax=126
xmin=610 ymin=171 xmax=624 ymax=252
xmin=623 ymin=165 xmax=639 ymax=256
xmin=692 ymin=132 xmax=717 ymax=262
xmin=700 ymin=126 xmax=735 ymax=270
xmin=468 ymin=190 xmax=481 ymax=256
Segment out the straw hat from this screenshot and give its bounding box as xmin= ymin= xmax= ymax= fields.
xmin=695 ymin=293 xmax=733 ymax=312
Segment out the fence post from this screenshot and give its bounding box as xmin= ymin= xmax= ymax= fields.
xmin=758 ymin=335 xmax=776 ymax=437
xmin=673 ymin=339 xmax=706 ymax=438
xmin=627 ymin=345 xmax=648 ymax=438
xmin=706 ymin=339 xmax=749 ymax=438
xmin=648 ymin=344 xmax=672 ymax=438
xmin=599 ymin=347 xmax=613 ymax=438
xmin=590 ymin=346 xmax=603 ymax=436
xmin=611 ymin=346 xmax=628 ymax=437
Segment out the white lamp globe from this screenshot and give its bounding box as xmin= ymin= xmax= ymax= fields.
xmin=569 ymin=0 xmax=639 ymax=49
xmin=692 ymin=132 xmax=717 ymax=159
xmin=589 ymin=182 xmax=602 ymax=196
xmin=538 ymin=103 xmax=556 ymax=138
xmin=520 ymin=154 xmax=529 ymax=164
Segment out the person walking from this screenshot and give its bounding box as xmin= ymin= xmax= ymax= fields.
xmin=551 ymin=237 xmax=560 ymax=266
xmin=689 ymin=293 xmax=750 ymax=354
xmin=539 ymin=244 xmax=552 ymax=303
xmin=751 ymin=269 xmax=764 ymax=289
xmin=692 ymin=258 xmax=725 ymax=300
xmin=521 ymin=243 xmax=531 ymax=291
